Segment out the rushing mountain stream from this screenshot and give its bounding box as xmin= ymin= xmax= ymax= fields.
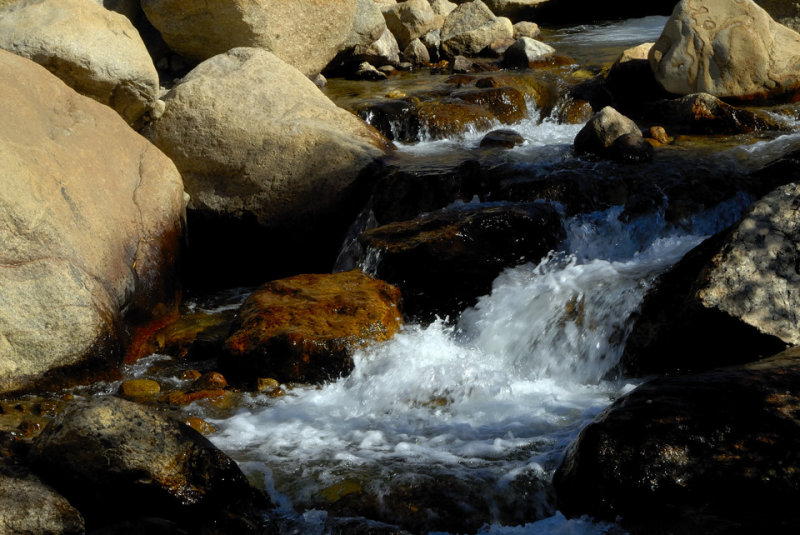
xmin=164 ymin=16 xmax=800 ymax=534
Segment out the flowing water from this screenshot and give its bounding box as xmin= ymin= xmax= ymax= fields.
xmin=188 ymin=16 xmax=800 ymax=534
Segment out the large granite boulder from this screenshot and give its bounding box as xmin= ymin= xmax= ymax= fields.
xmin=649 ymin=0 xmax=800 ymax=100
xmin=28 ymin=396 xmax=272 ymax=530
xmin=222 ymin=270 xmax=403 ymax=385
xmin=146 ymin=48 xmax=389 ymax=287
xmin=141 ymin=0 xmax=363 ymax=76
xmin=441 ymin=0 xmax=514 ymax=57
xmin=555 ymin=347 xmax=800 ymax=533
xmin=622 ymin=155 xmax=800 ymax=375
xmin=0 ymin=0 xmax=159 ymax=124
xmin=0 ymin=50 xmax=185 ymax=395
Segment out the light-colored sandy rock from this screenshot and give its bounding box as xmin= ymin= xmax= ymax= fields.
xmin=649 ymin=0 xmax=800 ymax=99
xmin=441 ymin=0 xmax=514 ymax=56
xmin=147 ymin=47 xmax=389 ymax=233
xmin=404 ymin=38 xmax=431 ymax=64
xmin=382 ymin=0 xmax=442 ymax=49
xmin=353 ymin=27 xmax=401 ymax=66
xmin=430 ymin=0 xmax=458 ymax=17
xmin=343 ymin=0 xmax=387 ymax=50
xmin=0 ymin=50 xmax=185 ymax=394
xmin=513 ymin=20 xmax=541 ymax=39
xmin=0 ymin=0 xmax=159 ymax=124
xmin=502 ymin=36 xmax=555 ymax=67
xmin=141 ymin=0 xmax=361 ymax=76
xmin=755 ymin=0 xmax=800 ymax=32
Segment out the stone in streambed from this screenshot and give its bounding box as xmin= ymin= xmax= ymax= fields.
xmin=0 ymin=460 xmax=84 ymax=535
xmin=222 ymin=270 xmax=403 ymax=385
xmin=441 ymin=0 xmax=514 ymax=57
xmin=142 ymin=0 xmax=365 ymax=76
xmin=358 ymin=203 xmax=564 ymax=320
xmin=28 ymin=396 xmax=272 ymax=530
xmin=652 ymin=92 xmax=786 ymax=134
xmin=382 ymin=0 xmax=441 ymax=50
xmin=554 ymin=347 xmax=800 ymax=533
xmin=650 ymin=0 xmax=800 ymax=100
xmin=0 ymin=0 xmax=160 ymax=125
xmin=119 ymin=379 xmax=161 ymax=400
xmin=480 ymin=128 xmax=524 ymax=148
xmin=501 ymin=36 xmax=555 ymax=68
xmin=146 ymin=48 xmax=390 ymax=288
xmin=573 ymin=106 xmax=644 ymax=158
xmin=0 ymin=50 xmax=185 ymax=395
xmin=622 ymin=161 xmax=800 ymax=375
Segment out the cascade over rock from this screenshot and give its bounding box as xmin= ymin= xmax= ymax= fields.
xmin=0 ymin=50 xmax=185 ymax=395
xmin=649 ymin=0 xmax=800 ymax=99
xmin=145 ymin=48 xmax=390 ymax=287
xmin=141 ymin=0 xmax=362 ymax=76
xmin=358 ymin=203 xmax=565 ymax=320
xmin=0 ymin=0 xmax=159 ymax=124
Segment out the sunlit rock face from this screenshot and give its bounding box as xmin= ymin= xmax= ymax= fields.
xmin=649 ymin=0 xmax=800 ymax=100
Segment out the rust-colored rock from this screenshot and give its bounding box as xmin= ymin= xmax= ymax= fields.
xmin=184 ymin=417 xmax=216 ymax=435
xmin=190 ymin=372 xmax=228 ymax=392
xmin=223 ymin=271 xmax=403 ymax=385
xmin=159 ymin=389 xmax=231 ymax=407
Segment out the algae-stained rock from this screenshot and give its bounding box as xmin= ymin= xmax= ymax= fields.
xmin=223 ymin=271 xmax=403 ymax=384
xmin=441 ymin=0 xmax=514 ymax=56
xmin=382 ymin=0 xmax=441 ymax=49
xmin=147 ymin=48 xmax=388 ymax=285
xmin=655 ymin=92 xmax=785 ymax=134
xmin=359 ymin=203 xmax=564 ymax=319
xmin=649 ymin=0 xmax=800 ymax=99
xmin=28 ymin=396 xmax=271 ymax=529
xmin=0 ymin=50 xmax=185 ymax=395
xmin=573 ymin=106 xmax=642 ymax=157
xmin=0 ymin=0 xmax=159 ymax=124
xmin=0 ymin=461 xmax=84 ymax=535
xmin=554 ymin=347 xmax=800 ymax=533
xmin=142 ymin=0 xmax=360 ymax=76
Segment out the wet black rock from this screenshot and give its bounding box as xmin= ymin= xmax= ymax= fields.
xmin=27 ymin=396 xmax=273 ymax=533
xmin=608 ymin=132 xmax=654 ymax=162
xmin=555 ymin=347 xmax=800 ymax=534
xmin=358 ymin=202 xmax=565 ymax=321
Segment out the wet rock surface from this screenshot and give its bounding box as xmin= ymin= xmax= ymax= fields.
xmin=359 ymin=203 xmax=564 ymax=320
xmin=222 ymin=271 xmax=403 ymax=385
xmin=555 ymin=347 xmax=800 ymax=534
xmin=27 ymin=396 xmax=273 ymax=532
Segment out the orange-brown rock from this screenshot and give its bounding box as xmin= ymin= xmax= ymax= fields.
xmin=184 ymin=417 xmax=216 ymax=435
xmin=222 ymin=271 xmax=402 ymax=385
xmin=190 ymin=372 xmax=228 ymax=392
xmin=159 ymin=389 xmax=231 ymax=407
xmin=119 ymin=379 xmax=161 ymax=399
